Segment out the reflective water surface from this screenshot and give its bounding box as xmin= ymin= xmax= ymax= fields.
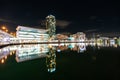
xmin=0 ymin=43 xmax=120 ymax=80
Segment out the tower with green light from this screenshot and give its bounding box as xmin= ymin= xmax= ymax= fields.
xmin=46 ymin=15 xmax=56 ymax=40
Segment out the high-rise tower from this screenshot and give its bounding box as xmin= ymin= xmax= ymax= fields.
xmin=46 ymin=15 xmax=56 ymax=39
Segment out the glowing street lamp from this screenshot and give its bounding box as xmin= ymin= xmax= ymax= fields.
xmin=1 ymin=26 xmax=6 ymax=30
xmin=13 ymin=33 xmax=16 ymax=37
xmin=1 ymin=59 xmax=5 ymax=63
xmin=1 ymin=26 xmax=8 ymax=33
xmin=10 ymin=32 xmax=16 ymax=37
xmin=5 ymin=29 xmax=8 ymax=32
xmin=5 ymin=56 xmax=7 ymax=59
xmin=10 ymin=32 xmax=13 ymax=35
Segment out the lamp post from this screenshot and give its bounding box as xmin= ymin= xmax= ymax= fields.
xmin=1 ymin=26 xmax=6 ymax=30
xmin=10 ymin=32 xmax=13 ymax=35
xmin=5 ymin=29 xmax=8 ymax=32
xmin=1 ymin=26 xmax=8 ymax=33
xmin=10 ymin=32 xmax=16 ymax=37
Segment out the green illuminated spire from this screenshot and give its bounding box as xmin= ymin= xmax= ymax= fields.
xmin=46 ymin=15 xmax=56 ymax=39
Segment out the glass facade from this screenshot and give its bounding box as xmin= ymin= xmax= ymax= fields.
xmin=16 ymin=26 xmax=49 ymax=43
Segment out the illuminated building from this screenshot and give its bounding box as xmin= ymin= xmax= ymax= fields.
xmin=0 ymin=15 xmax=57 ymax=44
xmin=0 ymin=30 xmax=14 ymax=45
xmin=16 ymin=26 xmax=49 ymax=43
xmin=76 ymin=32 xmax=86 ymax=42
xmin=56 ymin=34 xmax=68 ymax=40
xmin=71 ymin=32 xmax=86 ymax=42
xmin=46 ymin=15 xmax=56 ymax=40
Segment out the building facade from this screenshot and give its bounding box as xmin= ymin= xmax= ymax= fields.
xmin=72 ymin=32 xmax=86 ymax=42
xmin=16 ymin=26 xmax=49 ymax=43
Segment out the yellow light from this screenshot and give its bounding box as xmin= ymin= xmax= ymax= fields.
xmin=48 ymin=45 xmax=52 ymax=48
xmin=5 ymin=29 xmax=8 ymax=32
xmin=10 ymin=32 xmax=13 ymax=35
xmin=1 ymin=59 xmax=5 ymax=63
xmin=1 ymin=26 xmax=6 ymax=30
xmin=114 ymin=37 xmax=117 ymax=39
xmin=12 ymin=51 xmax=15 ymax=54
xmin=1 ymin=26 xmax=9 ymax=32
xmin=5 ymin=56 xmax=7 ymax=59
xmin=114 ymin=44 xmax=117 ymax=48
xmin=10 ymin=52 xmax=12 ymax=55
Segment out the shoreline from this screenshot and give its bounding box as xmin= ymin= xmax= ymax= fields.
xmin=0 ymin=41 xmax=94 ymax=48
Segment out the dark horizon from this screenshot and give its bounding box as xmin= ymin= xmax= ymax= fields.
xmin=0 ymin=0 xmax=120 ymax=33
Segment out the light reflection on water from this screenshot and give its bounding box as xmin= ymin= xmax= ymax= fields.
xmin=0 ymin=42 xmax=119 ymax=72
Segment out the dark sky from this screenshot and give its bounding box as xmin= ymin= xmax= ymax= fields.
xmin=0 ymin=0 xmax=119 ymax=33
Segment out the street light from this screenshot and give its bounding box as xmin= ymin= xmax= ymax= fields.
xmin=1 ymin=26 xmax=6 ymax=30
xmin=10 ymin=32 xmax=16 ymax=36
xmin=13 ymin=33 xmax=16 ymax=37
xmin=5 ymin=29 xmax=8 ymax=32
xmin=1 ymin=26 xmax=8 ymax=33
xmin=10 ymin=32 xmax=13 ymax=35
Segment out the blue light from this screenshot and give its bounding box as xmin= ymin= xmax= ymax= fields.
xmin=57 ymin=49 xmax=61 ymax=52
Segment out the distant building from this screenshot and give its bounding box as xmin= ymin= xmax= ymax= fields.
xmin=56 ymin=34 xmax=68 ymax=40
xmin=0 ymin=30 xmax=14 ymax=44
xmin=72 ymin=32 xmax=86 ymax=42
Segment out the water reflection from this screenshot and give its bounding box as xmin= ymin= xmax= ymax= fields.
xmin=0 ymin=46 xmax=16 ymax=63
xmin=0 ymin=42 xmax=119 ymax=72
xmin=16 ymin=44 xmax=49 ymax=62
xmin=56 ymin=43 xmax=86 ymax=53
xmin=46 ymin=47 xmax=56 ymax=73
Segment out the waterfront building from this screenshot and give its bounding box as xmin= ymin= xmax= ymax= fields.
xmin=0 ymin=30 xmax=14 ymax=45
xmin=72 ymin=32 xmax=86 ymax=42
xmin=16 ymin=26 xmax=49 ymax=43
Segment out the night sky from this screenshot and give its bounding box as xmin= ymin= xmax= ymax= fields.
xmin=0 ymin=0 xmax=119 ymax=33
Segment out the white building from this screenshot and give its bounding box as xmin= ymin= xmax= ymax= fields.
xmin=16 ymin=26 xmax=49 ymax=43
xmin=72 ymin=32 xmax=86 ymax=42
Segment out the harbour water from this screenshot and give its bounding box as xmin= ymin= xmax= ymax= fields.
xmin=0 ymin=43 xmax=119 ymax=80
